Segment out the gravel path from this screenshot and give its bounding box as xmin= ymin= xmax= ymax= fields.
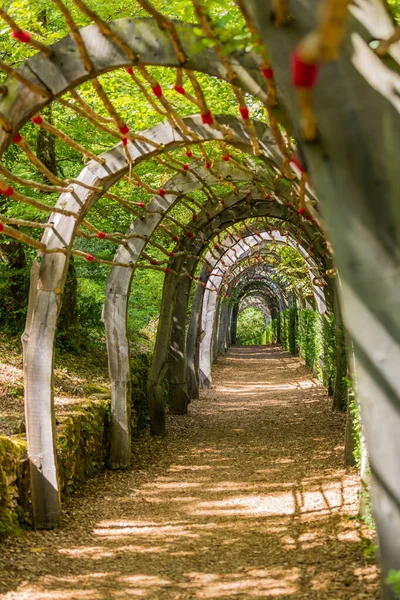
xmin=0 ymin=346 xmax=379 ymax=599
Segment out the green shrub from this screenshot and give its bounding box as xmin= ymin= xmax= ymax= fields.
xmin=236 ymin=307 xmax=267 ymax=345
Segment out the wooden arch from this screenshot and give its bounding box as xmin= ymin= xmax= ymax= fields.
xmin=145 ymin=198 xmax=322 ymax=432
xmin=21 ymin=115 xmax=286 ymax=527
xmin=0 ymin=18 xmax=281 ymax=154
xmin=0 ymin=1 xmax=399 ymax=590
xmin=198 ymin=230 xmax=326 ymax=389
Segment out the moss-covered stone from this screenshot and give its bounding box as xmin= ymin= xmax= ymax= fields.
xmin=57 ymin=399 xmax=110 ymax=496
xmin=0 ymin=436 xmax=28 ymax=540
xmin=0 ymin=398 xmax=111 ymax=538
xmin=0 ymin=350 xmax=153 ymax=539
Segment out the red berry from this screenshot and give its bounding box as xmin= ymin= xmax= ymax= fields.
xmin=165 ymin=267 xmax=171 ymax=274
xmin=185 ymin=150 xmax=193 ymax=158
xmin=1 ymin=186 xmax=14 ymax=197
xmin=201 ymin=110 xmax=213 ymax=125
xmin=86 ymin=254 xmax=94 ymax=262
xmin=122 ymin=137 xmax=128 ymax=146
xmin=11 ymin=29 xmax=30 ymax=43
xmin=139 ymin=202 xmax=145 ymax=208
xmin=262 ymin=67 xmax=273 ymax=79
xmin=222 ymin=155 xmax=231 ymax=162
xmin=118 ymin=124 xmax=129 ymax=134
xmin=265 ymin=193 xmax=271 ymax=199
xmin=151 ymin=259 xmax=158 ymax=265
xmin=186 ymin=231 xmax=194 ymax=238
xmin=291 ymin=152 xmax=307 ymax=173
xmin=32 ymin=115 xmax=43 ymax=125
xmin=183 ymin=164 xmax=189 ymax=171
xmin=173 ymin=85 xmax=185 ymax=95
xmin=298 ymin=207 xmax=306 ymax=215
xmin=292 ymin=49 xmax=319 ymax=88
xmin=97 ymin=232 xmax=106 ymax=239
xmin=205 ymin=163 xmax=211 ymax=169
xmin=0 ymin=223 xmax=3 ymax=232
xmin=13 ymin=133 xmax=22 ymax=144
xmin=239 ymin=107 xmax=249 ymax=120
xmin=152 ymin=83 xmax=163 ymax=98
xmin=173 ymin=236 xmax=179 ymax=242
xmin=158 ymin=188 xmax=166 ymax=196
xmin=126 ymin=67 xmax=134 ymax=75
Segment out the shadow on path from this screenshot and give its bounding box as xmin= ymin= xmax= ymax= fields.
xmin=0 ymin=345 xmax=379 ymax=599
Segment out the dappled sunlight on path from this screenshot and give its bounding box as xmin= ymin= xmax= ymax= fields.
xmin=0 ymin=346 xmax=379 ymax=599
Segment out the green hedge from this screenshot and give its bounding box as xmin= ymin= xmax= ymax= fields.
xmin=269 ymin=306 xmax=346 ymax=405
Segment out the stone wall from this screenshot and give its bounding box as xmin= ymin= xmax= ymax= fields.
xmin=0 ymin=398 xmax=110 ymax=539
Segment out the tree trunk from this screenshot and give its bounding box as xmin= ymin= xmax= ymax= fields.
xmin=186 ymin=270 xmax=207 ymax=399
xmin=217 ymin=302 xmax=229 ymax=355
xmin=37 ymin=105 xmax=81 ymax=352
xmin=167 ymin=273 xmax=191 ymax=414
xmin=0 ymin=237 xmax=29 ymax=333
xmin=147 ymin=256 xmax=185 ymax=435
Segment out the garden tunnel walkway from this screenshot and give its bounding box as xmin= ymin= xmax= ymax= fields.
xmin=0 ymin=346 xmax=378 ymax=600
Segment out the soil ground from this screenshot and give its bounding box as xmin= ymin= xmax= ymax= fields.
xmin=0 ymin=334 xmax=110 ymax=437
xmin=0 ymin=345 xmax=379 ymax=599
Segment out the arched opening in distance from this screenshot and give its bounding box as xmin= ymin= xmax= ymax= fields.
xmin=236 ymin=306 xmax=269 ymax=345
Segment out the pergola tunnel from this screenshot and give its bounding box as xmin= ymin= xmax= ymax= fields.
xmin=0 ymin=1 xmax=399 ymax=598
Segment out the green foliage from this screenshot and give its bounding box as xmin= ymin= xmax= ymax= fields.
xmin=270 ymin=246 xmax=313 ymax=297
xmin=348 ymin=381 xmax=362 ymax=468
xmin=270 ymin=318 xmax=279 ymax=344
xmin=386 ymin=570 xmax=400 ymax=598
xmin=388 ymin=0 xmax=400 ymax=23
xmin=280 ymin=306 xmax=298 ymax=355
xmin=236 ymin=307 xmax=267 ymax=345
xmin=298 ymin=309 xmax=318 ymax=369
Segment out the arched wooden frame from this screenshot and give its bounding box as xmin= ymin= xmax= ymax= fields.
xmin=21 ymin=116 xmax=286 ymax=528
xmin=238 ymin=295 xmax=273 ymax=330
xmin=167 ymin=226 xmax=322 ymax=412
xmin=244 ymin=3 xmax=400 ymax=587
xmin=198 ymin=231 xmax=326 ymax=389
xmin=199 ymin=249 xmax=291 ymax=388
xmin=186 ymin=222 xmax=328 ymax=400
xmin=1 ymin=6 xmax=399 ymax=587
xmin=0 ymin=18 xmax=287 ymax=153
xmin=144 ymin=199 xmax=323 ymax=436
xmin=234 ymin=294 xmax=274 ymax=345
xmin=216 ymin=277 xmax=286 ymax=356
xmin=0 ymin=18 xmax=313 ymax=530
xmin=229 ymin=279 xmax=287 ymax=348
xmin=103 ymin=131 xmax=321 ymax=459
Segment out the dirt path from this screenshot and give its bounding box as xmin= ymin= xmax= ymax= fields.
xmin=0 ymin=346 xmax=379 ymax=599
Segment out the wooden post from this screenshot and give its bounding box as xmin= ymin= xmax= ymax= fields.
xmin=244 ymin=0 xmax=400 ymax=591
